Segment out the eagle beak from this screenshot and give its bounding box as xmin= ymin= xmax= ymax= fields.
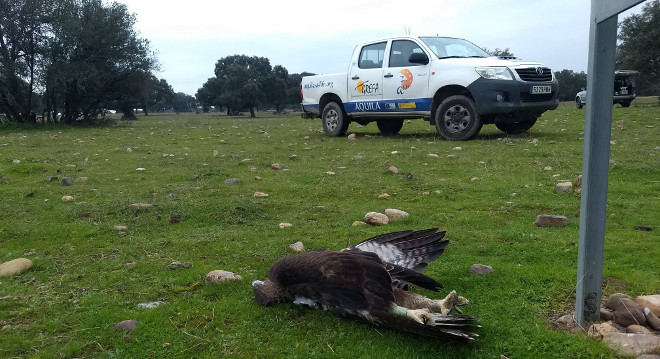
xmin=252 ymin=279 xmax=264 ymax=287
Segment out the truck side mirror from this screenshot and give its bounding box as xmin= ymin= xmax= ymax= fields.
xmin=408 ymin=53 xmax=429 ymax=65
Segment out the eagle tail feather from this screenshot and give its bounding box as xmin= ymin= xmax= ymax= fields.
xmin=379 ymin=312 xmax=480 ymax=341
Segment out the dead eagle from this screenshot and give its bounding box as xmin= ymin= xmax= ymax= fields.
xmin=252 ymin=228 xmax=479 ymax=340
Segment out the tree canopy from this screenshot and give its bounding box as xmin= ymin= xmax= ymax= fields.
xmin=554 ymin=69 xmax=587 ymax=101
xmin=617 ymin=0 xmax=660 ymax=95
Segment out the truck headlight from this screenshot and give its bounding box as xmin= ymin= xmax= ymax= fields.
xmin=475 ymin=67 xmax=513 ymax=80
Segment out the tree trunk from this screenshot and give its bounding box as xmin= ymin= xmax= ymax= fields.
xmin=249 ymin=106 xmax=256 ymax=118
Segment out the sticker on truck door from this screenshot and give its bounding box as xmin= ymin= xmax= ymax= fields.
xmin=355 ymin=80 xmax=380 ymax=95
xmin=396 ymin=69 xmax=413 ymax=94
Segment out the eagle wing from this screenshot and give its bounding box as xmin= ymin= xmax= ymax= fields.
xmin=268 ymin=250 xmax=396 ymax=319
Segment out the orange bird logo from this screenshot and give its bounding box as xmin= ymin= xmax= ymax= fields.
xmin=399 ymin=69 xmax=413 ymax=90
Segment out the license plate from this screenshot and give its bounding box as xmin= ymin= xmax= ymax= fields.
xmin=531 ymin=85 xmax=551 ymax=94
xmin=621 ymin=89 xmax=628 ymax=95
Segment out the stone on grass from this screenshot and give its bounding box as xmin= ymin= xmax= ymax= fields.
xmin=470 ymin=177 xmax=480 ymax=182
xmin=129 ymin=203 xmax=153 ymax=209
xmin=75 ymin=177 xmax=88 ymax=182
xmin=169 ymin=214 xmax=180 ymax=224
xmin=575 ymin=174 xmax=582 ymax=187
xmin=364 ymin=212 xmax=389 ymax=225
xmin=224 ymin=178 xmax=240 ymax=184
xmin=114 ymin=320 xmax=138 ymax=331
xmin=61 ymin=195 xmax=74 ymax=202
xmin=46 ymin=176 xmax=58 ymax=182
xmin=136 ymin=168 xmax=146 ymax=172
xmin=384 ymin=208 xmax=409 ymax=221
xmin=254 ymin=192 xmax=269 ymax=197
xmin=0 ymin=258 xmax=34 ymax=277
xmin=352 ymin=221 xmax=367 ymax=226
xmin=138 ymin=301 xmax=165 ymax=309
xmin=205 ymin=270 xmax=243 ymax=283
xmin=167 ymin=193 xmax=178 ymax=200
xmin=114 ymin=225 xmax=128 ymax=231
xmin=271 ymin=163 xmax=282 ymax=170
xmin=634 ymin=225 xmax=653 ymax=231
xmin=602 ymin=333 xmax=660 ymax=357
xmin=347 ymin=133 xmax=357 ymax=140
xmin=610 ymin=298 xmax=646 ymax=327
xmin=168 ymin=261 xmax=182 ymax=270
xmin=606 ymin=293 xmax=632 ymax=308
xmin=378 ymin=193 xmax=390 ymax=199
xmin=626 ymin=325 xmax=652 ymax=335
xmin=469 ymin=264 xmax=493 ymax=275
xmin=12 ymin=159 xmax=20 ymax=164
xmin=534 ymin=214 xmax=569 ymax=227
xmin=555 ymin=182 xmax=573 ymax=194
xmin=60 ymin=177 xmax=73 ymax=186
xmin=555 ymin=314 xmax=576 ymax=329
xmin=427 ymin=153 xmax=439 ymax=159
xmin=636 ymin=295 xmax=660 ymax=316
xmin=254 ymin=176 xmax=262 ymax=180
xmin=289 ymin=241 xmax=305 ymax=252
xmin=387 ymin=166 xmax=399 ymax=174
xmin=325 ymin=171 xmax=336 ymax=175
xmin=189 ymin=174 xmax=202 ymax=180
xmin=588 ymin=321 xmax=618 ymax=338
xmin=279 ymin=222 xmax=293 ymax=229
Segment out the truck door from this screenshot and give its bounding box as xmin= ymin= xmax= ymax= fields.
xmin=383 ymin=39 xmax=431 ymax=112
xmin=347 ymin=42 xmax=385 ymax=114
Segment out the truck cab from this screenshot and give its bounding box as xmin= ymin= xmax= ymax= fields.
xmin=301 ymin=36 xmax=559 ymax=140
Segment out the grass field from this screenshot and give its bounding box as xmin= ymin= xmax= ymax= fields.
xmin=1 ymin=98 xmax=658 ymax=358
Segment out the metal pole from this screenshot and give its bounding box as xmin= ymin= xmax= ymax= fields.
xmin=574 ymin=4 xmax=618 ymax=325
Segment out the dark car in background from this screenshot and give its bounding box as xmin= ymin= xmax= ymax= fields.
xmin=575 ymin=70 xmax=639 ymax=109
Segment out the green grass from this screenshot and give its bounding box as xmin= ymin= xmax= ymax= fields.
xmin=1 ymin=98 xmax=658 ymax=358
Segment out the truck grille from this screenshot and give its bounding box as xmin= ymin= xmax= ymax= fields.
xmin=520 ymin=93 xmax=555 ymax=103
xmin=515 ymin=67 xmax=553 ymax=82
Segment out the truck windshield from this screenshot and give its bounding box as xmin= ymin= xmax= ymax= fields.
xmin=420 ymin=37 xmax=490 ymax=59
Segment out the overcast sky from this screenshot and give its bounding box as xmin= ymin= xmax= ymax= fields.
xmin=117 ymin=0 xmax=645 ymax=95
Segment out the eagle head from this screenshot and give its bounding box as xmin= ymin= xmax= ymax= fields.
xmin=252 ymin=279 xmax=288 ymax=306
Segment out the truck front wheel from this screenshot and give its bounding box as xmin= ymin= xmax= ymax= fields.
xmin=435 ymin=95 xmax=482 ymax=141
xmin=377 ymin=119 xmax=404 ymax=136
xmin=322 ymin=101 xmax=348 ymax=136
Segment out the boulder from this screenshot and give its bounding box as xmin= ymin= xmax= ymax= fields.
xmin=606 ymin=293 xmax=632 ymax=309
xmin=205 ymin=270 xmax=243 ymax=283
xmin=602 ymin=333 xmax=660 ymax=357
xmin=469 ymin=264 xmax=493 ymax=275
xmin=364 ymin=212 xmax=389 ymax=225
xmin=644 ymin=308 xmax=660 ymax=330
xmin=636 ymin=295 xmax=660 ymax=316
xmin=600 ymin=308 xmax=614 ymax=321
xmin=626 ymin=325 xmax=652 ymax=335
xmin=60 ymin=177 xmax=73 ymax=186
xmin=0 ymin=258 xmax=34 ymax=277
xmin=587 ymin=321 xmax=618 ymax=338
xmin=534 ymin=214 xmax=569 ymax=227
xmin=384 ymin=208 xmax=409 ymax=221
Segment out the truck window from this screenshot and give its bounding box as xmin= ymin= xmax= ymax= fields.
xmin=389 ymin=40 xmax=424 ymax=67
xmin=358 ymin=42 xmax=386 ymax=69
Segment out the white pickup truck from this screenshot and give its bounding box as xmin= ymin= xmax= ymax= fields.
xmin=301 ymin=36 xmax=559 ymax=140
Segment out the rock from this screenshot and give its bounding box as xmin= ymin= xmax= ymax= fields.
xmin=189 ymin=174 xmax=202 ymax=180
xmin=634 ymin=225 xmax=653 ymax=231
xmin=169 ymin=215 xmax=180 ymax=224
xmin=289 ymin=241 xmax=305 ymax=252
xmin=575 ymin=174 xmax=582 ymax=187
xmin=405 ymin=173 xmax=413 ymax=179
xmin=46 ymin=176 xmax=58 ymax=182
xmin=290 ymin=154 xmax=298 ymax=160
xmin=610 ymin=298 xmax=647 ymax=327
xmin=303 ymin=135 xmax=311 ymax=140
xmin=279 ymin=222 xmax=293 ymax=229
xmin=469 ymin=264 xmax=493 ymax=275
xmin=74 ymin=177 xmax=88 ymax=182
xmin=167 ymin=193 xmax=178 ymax=200
xmin=352 ymin=221 xmax=367 ymax=226
xmin=364 ymin=212 xmax=389 ymax=225
xmin=588 ymin=321 xmax=619 ymax=338
xmin=136 ymin=168 xmax=146 ymax=172
xmin=168 ymin=261 xmax=182 ymax=270
xmin=534 ymin=214 xmax=569 ymax=227
xmin=137 ymin=301 xmax=165 ymax=309
xmin=555 ymin=314 xmax=576 ymax=329
xmin=254 ymin=192 xmax=269 ymax=197
xmin=325 ymin=171 xmax=336 ymax=175
xmin=126 ymin=147 xmax=133 ymax=153
xmin=378 ymin=193 xmax=390 ymax=199
xmin=452 ymin=147 xmax=462 ymax=151
xmin=271 ymin=163 xmax=282 ymax=170
xmin=636 ymin=295 xmax=660 ymax=316
xmin=181 ymin=262 xmax=191 ymax=268
xmin=384 ymin=208 xmax=409 ymax=221
xmin=644 ymin=308 xmax=660 ymax=330
xmin=626 ymin=325 xmax=652 ymax=335
xmin=606 ymin=293 xmax=632 ymax=309
xmin=387 ymin=166 xmax=399 ymax=174
xmin=603 ymin=333 xmax=660 ymax=357
xmin=12 ymin=159 xmax=20 ymax=164
xmin=224 ymin=178 xmax=240 ymax=184
xmin=254 ymin=176 xmax=262 ymax=180
xmin=204 ymin=270 xmax=243 ymax=283
xmin=347 ymin=133 xmax=357 ymax=140
xmin=0 ymin=258 xmax=34 ymax=277
xmin=129 ymin=203 xmax=153 ymax=209
xmin=114 ymin=320 xmax=138 ymax=331
xmin=544 ymin=166 xmax=553 ymax=171
xmin=470 ymin=177 xmax=480 ymax=182
xmin=353 ymin=155 xmax=364 ymax=160
xmin=427 ymin=153 xmax=439 ymax=159
xmin=555 ymin=182 xmax=573 ymax=194
xmin=60 ymin=177 xmax=73 ymax=186
xmin=637 ymin=355 xmax=660 ymax=359
xmin=114 ymin=225 xmax=128 ymax=231
xmin=601 ymin=308 xmax=615 ymax=321
xmin=61 ymin=195 xmax=74 ymax=202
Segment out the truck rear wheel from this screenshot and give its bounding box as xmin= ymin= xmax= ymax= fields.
xmin=495 ymin=117 xmax=537 ymax=135
xmin=377 ymin=119 xmax=404 ymax=136
xmin=322 ymin=101 xmax=348 ymax=137
xmin=435 ymin=95 xmax=482 ymax=141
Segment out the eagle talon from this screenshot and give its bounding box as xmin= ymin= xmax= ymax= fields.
xmin=437 ymin=290 xmax=459 ymax=317
xmin=407 ymin=308 xmax=434 ymax=325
